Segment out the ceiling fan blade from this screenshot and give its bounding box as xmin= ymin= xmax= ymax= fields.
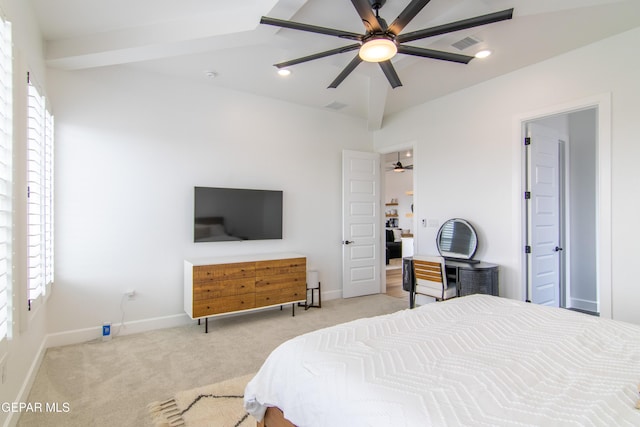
xmin=378 ymin=61 xmax=402 ymax=88
xmin=328 ymin=54 xmax=363 ymax=88
xmin=260 ymin=16 xmax=363 ymax=41
xmin=350 ymin=0 xmax=384 ymax=33
xmin=275 ymin=44 xmax=361 ymax=68
xmin=387 ymin=0 xmax=433 ymax=35
xmin=397 ymin=45 xmax=473 ymax=64
xmin=397 ymin=8 xmax=514 ymax=43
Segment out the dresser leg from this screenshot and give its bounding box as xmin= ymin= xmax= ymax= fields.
xmin=205 ymin=317 xmax=208 ymax=333
xmin=292 ymin=303 xmax=295 ymax=317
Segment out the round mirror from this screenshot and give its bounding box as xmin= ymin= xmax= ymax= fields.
xmin=436 ymin=218 xmax=478 ymax=260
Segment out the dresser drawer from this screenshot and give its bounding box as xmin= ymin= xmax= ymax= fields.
xmin=193 ymin=278 xmax=255 ymax=301
xmin=255 ymin=272 xmax=305 ymax=291
xmin=193 ymin=294 xmax=256 ymax=317
xmin=193 ymin=262 xmax=255 ymax=281
xmin=255 ymin=258 xmax=306 ymax=276
xmin=255 ymin=287 xmax=305 ymax=307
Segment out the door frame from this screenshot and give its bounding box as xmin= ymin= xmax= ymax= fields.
xmin=513 ymin=93 xmax=612 ymax=318
xmin=377 ymin=142 xmax=417 ymax=293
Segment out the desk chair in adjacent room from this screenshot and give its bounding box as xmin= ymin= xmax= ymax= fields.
xmin=412 ymin=255 xmax=457 ymax=307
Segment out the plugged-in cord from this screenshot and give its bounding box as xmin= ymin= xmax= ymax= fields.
xmin=111 ymin=294 xmax=127 ymax=337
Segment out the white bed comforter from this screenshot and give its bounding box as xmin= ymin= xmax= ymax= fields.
xmin=244 ymin=295 xmax=640 ymax=426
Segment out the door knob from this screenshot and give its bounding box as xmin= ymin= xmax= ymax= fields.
xmin=343 ymin=240 xmax=354 ymax=245
xmin=554 ymin=246 xmax=563 ymax=252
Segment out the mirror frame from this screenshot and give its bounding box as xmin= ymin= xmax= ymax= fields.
xmin=436 ymin=218 xmax=478 ymax=260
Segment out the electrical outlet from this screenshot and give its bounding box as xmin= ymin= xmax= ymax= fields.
xmin=125 ymin=289 xmax=136 ymax=299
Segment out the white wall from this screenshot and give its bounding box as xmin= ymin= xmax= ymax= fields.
xmin=567 ymin=110 xmax=597 ymax=309
xmin=373 ymin=27 xmax=640 ymax=325
xmin=46 ymin=66 xmax=371 ymax=338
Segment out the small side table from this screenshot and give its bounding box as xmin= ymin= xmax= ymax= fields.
xmin=299 ymin=270 xmax=321 ymax=310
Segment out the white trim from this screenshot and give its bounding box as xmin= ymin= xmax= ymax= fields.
xmin=569 ymin=297 xmax=598 ymax=314
xmin=45 ymin=313 xmax=194 ymax=348
xmin=512 ymin=93 xmax=612 ymax=317
xmin=4 ymin=338 xmax=48 ymax=427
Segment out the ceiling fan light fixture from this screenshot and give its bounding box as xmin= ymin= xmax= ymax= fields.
xmin=277 ymin=68 xmax=292 ymax=76
xmin=359 ymin=37 xmax=397 ymax=62
xmin=475 ymin=49 xmax=492 ymax=59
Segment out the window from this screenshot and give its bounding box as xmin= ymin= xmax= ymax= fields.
xmin=0 ymin=16 xmax=12 ymax=341
xmin=27 ymin=74 xmax=54 ymax=309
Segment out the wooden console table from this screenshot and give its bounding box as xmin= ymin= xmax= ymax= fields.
xmin=184 ymin=253 xmax=306 ymax=332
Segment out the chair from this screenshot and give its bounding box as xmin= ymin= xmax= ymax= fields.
xmin=412 ymin=255 xmax=457 ymax=307
xmin=385 ymin=229 xmax=402 ymax=264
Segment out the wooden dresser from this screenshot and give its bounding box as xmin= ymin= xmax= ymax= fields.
xmin=184 ymin=253 xmax=306 ymax=332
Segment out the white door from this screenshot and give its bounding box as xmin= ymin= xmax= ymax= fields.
xmin=527 ymin=123 xmax=562 ymax=307
xmin=342 ymin=150 xmax=381 ymax=298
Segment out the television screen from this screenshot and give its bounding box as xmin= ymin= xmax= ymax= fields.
xmin=194 ymin=187 xmax=283 ymax=242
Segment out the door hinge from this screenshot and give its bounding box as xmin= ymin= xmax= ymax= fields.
xmin=525 ymin=245 xmax=531 ymax=254
xmin=524 ymin=191 xmax=531 ymax=200
xmin=524 ymin=137 xmax=531 ymax=146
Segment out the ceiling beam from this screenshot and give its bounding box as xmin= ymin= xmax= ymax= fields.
xmin=44 ymin=0 xmax=311 ymax=70
xmin=367 ymin=76 xmax=388 ymax=131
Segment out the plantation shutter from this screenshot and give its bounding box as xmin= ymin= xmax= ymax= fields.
xmin=0 ymin=16 xmax=12 ymax=340
xmin=44 ymin=110 xmax=54 ymax=287
xmin=27 ymin=76 xmax=54 ymax=306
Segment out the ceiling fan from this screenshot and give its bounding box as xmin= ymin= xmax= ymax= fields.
xmin=260 ymin=0 xmax=514 ymax=89
xmin=387 ymin=153 xmax=413 ymax=172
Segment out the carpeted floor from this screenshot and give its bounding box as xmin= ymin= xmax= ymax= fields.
xmin=17 ymin=293 xmax=408 ymax=427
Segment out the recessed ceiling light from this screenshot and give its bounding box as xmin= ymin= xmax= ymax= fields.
xmin=475 ymin=50 xmax=492 ymax=59
xmin=204 ymin=71 xmax=217 ymax=78
xmin=277 ymin=69 xmax=291 ymax=77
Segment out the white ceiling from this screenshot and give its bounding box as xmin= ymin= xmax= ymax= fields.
xmin=30 ymin=0 xmax=640 ymax=129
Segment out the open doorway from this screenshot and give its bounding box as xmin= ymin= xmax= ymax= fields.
xmin=523 ymin=108 xmax=598 ymax=314
xmin=382 ymin=149 xmax=414 ymax=298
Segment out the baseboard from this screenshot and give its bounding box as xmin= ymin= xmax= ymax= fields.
xmin=568 ymin=297 xmax=598 ymax=314
xmin=45 ymin=313 xmax=193 ymax=349
xmin=3 ymin=338 xmax=48 ymax=427
xmin=322 ymin=289 xmax=341 ymax=301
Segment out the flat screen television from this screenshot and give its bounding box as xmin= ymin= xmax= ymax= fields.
xmin=194 ymin=186 xmax=283 ymax=242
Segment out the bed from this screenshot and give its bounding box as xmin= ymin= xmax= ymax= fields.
xmin=244 ymin=294 xmax=640 ymax=426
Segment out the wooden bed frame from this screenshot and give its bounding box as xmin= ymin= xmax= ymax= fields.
xmin=257 ymin=407 xmax=296 ymax=427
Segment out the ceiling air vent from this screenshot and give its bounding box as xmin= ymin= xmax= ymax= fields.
xmin=324 ymin=101 xmax=348 ymax=111
xmin=451 ymin=36 xmax=481 ymax=51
